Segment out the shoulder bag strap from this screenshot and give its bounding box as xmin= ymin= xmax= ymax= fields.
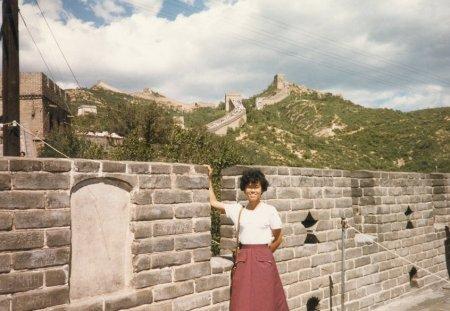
xmin=235 ymin=207 xmax=244 ymax=254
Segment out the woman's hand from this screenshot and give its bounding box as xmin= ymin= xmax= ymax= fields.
xmin=268 ymin=243 xmax=276 ymax=253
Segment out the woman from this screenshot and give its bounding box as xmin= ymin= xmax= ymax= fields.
xmin=208 ymin=167 xmax=289 ymax=311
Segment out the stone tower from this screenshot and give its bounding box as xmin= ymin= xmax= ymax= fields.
xmin=274 ymin=73 xmax=286 ymax=90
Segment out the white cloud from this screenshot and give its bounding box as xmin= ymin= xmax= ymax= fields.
xmin=15 ymin=0 xmax=450 ymax=110
xmin=90 ymin=0 xmax=127 ymax=22
xmin=179 ymin=0 xmax=196 ymax=5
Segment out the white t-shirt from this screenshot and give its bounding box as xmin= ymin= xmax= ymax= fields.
xmin=224 ymin=201 xmax=283 ymax=245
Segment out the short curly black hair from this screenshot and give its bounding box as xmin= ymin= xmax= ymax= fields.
xmin=239 ymin=169 xmax=269 ymax=192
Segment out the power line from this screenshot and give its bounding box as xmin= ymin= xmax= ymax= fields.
xmin=20 ymin=10 xmax=75 ymax=116
xmin=124 ymin=0 xmax=422 ymax=94
xmin=18 ymin=10 xmax=55 ymax=81
xmin=254 ymin=12 xmax=450 ymax=87
xmin=33 ymin=0 xmax=81 ymax=89
xmin=129 ymin=0 xmax=449 ymax=92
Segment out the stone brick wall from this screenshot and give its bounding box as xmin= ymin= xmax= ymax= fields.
xmin=220 ymin=165 xmax=449 ymax=311
xmin=0 ymin=158 xmax=448 ymax=311
xmin=0 ymin=73 xmax=69 ymax=146
xmin=0 ymin=157 xmax=233 ymax=311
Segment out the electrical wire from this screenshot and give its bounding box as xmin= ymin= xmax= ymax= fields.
xmin=33 ymin=0 xmax=81 ymax=89
xmin=18 ymin=11 xmax=56 ymax=82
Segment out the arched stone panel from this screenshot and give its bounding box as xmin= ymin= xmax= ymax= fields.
xmin=70 ymin=178 xmax=132 ymax=300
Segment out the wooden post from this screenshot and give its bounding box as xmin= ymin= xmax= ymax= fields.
xmin=2 ymin=0 xmax=20 ymax=156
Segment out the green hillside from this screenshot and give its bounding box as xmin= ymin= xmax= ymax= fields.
xmin=45 ymin=84 xmax=449 ymax=173
xmin=233 ymin=92 xmax=449 ymax=172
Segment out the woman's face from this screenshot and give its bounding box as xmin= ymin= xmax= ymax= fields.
xmin=244 ymin=181 xmax=262 ymax=202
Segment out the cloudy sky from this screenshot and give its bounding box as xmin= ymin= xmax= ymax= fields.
xmin=11 ymin=0 xmax=450 ymax=111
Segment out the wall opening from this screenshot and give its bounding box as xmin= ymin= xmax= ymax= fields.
xmin=406 ymin=220 xmax=414 ymax=229
xmin=305 ymin=232 xmax=320 ymax=244
xmin=405 ymin=206 xmax=414 ymax=229
xmin=404 ymin=206 xmax=413 ymax=216
xmin=306 ymin=296 xmax=320 ymax=311
xmin=70 ymin=178 xmax=132 ymax=300
xmin=409 ymin=267 xmax=418 ymax=287
xmin=302 ymin=211 xmax=318 ymax=228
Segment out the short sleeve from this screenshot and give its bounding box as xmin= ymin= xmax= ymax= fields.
xmin=269 ymin=206 xmax=282 ymax=229
xmin=223 ymin=203 xmax=242 ymax=225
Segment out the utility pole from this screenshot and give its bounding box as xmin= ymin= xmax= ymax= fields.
xmin=2 ymin=0 xmax=20 ymax=156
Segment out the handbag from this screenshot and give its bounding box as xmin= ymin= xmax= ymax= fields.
xmin=231 ymin=206 xmax=244 ymax=281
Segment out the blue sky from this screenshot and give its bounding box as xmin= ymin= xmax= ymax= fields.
xmin=15 ymin=0 xmax=450 ymax=111
xmin=55 ymin=0 xmax=207 ymax=25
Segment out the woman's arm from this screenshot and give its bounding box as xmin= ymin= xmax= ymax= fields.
xmin=269 ymin=229 xmax=283 ymax=253
xmin=208 ymin=166 xmax=226 ymax=214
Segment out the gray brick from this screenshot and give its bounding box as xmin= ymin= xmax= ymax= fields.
xmin=131 ymin=190 xmax=153 ymax=205
xmin=175 ymin=232 xmax=211 ymax=250
xmin=131 ymin=222 xmax=153 ymax=239
xmin=0 ymin=271 xmax=43 ymax=294
xmin=45 ymin=268 xmax=67 ymax=286
xmin=220 ymin=189 xmax=237 ymax=201
xmin=13 ymin=247 xmax=70 ymax=269
xmin=13 ymin=173 xmax=70 ymax=190
xmin=175 ymin=203 xmax=210 ymax=218
xmin=132 ymin=236 xmax=174 ymax=254
xmin=175 ymin=175 xmax=209 ymax=190
xmin=74 ymin=160 xmax=100 ymax=172
xmin=15 ymin=209 xmax=70 ymax=229
xmin=104 ymin=289 xmax=153 ymax=311
xmin=221 ymin=177 xmax=236 ymax=189
xmin=132 ymin=205 xmax=173 ymax=221
xmin=42 ymin=159 xmax=71 ymax=172
xmin=174 ymin=261 xmax=211 ymax=281
xmin=173 ymin=292 xmax=211 ymax=311
xmin=194 ymin=165 xmax=208 ymax=175
xmin=0 ymin=192 xmax=45 ymax=209
xmin=12 ymin=286 xmax=69 ymax=310
xmin=46 ymin=192 xmax=70 ymax=209
xmin=0 ymin=159 xmax=9 ymax=171
xmin=46 ymin=228 xmax=71 ymax=247
xmin=194 ymin=218 xmax=211 ymax=232
xmin=151 ymin=164 xmax=171 ymax=174
xmin=153 ymin=281 xmax=194 ymax=301
xmin=133 ymin=254 xmax=151 ymax=272
xmin=0 ymin=174 xmax=11 ymax=190
xmin=277 ymin=187 xmax=301 ymax=199
xmin=0 ymin=296 xmax=10 ymax=310
xmin=102 ymin=161 xmax=126 ymax=173
xmin=153 ymin=220 xmax=192 ymax=236
xmin=0 ymin=231 xmax=44 ymax=251
xmin=291 ymin=199 xmax=314 ymax=210
xmin=172 ymin=164 xmax=191 ymax=174
xmin=151 ymin=251 xmax=191 ymax=269
xmin=221 ymin=166 xmax=249 ymax=176
xmin=10 ymin=159 xmax=42 ymax=171
xmin=193 ymin=247 xmax=211 ymax=262
xmin=195 ymin=274 xmax=229 ymax=292
xmin=103 ymin=174 xmax=138 ymax=188
xmin=139 ymin=175 xmax=171 ymax=189
xmin=193 ymin=189 xmax=209 ymax=203
xmin=128 ymin=163 xmax=150 ymax=174
xmin=154 ymin=190 xmax=192 ymax=204
xmin=134 ymin=268 xmax=172 ymax=288
xmin=314 ymin=198 xmax=334 ymax=209
xmin=212 ymin=287 xmax=230 ymax=303
xmin=0 ymin=212 xmax=13 ymax=230
xmin=0 ymin=254 xmax=11 ymax=273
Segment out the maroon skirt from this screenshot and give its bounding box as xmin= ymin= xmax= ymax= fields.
xmin=230 ymin=244 xmax=289 ymax=311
